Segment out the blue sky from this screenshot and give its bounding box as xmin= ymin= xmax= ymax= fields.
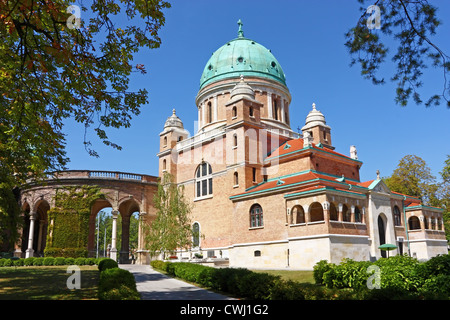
xmin=63 ymin=0 xmax=450 ymax=183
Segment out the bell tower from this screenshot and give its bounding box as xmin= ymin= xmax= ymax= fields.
xmin=158 ymin=109 xmax=189 ymax=178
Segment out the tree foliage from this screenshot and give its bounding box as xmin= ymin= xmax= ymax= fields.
xmin=346 ymin=0 xmax=450 ymax=107
xmin=384 ymin=154 xmax=450 ymax=241
xmin=144 ymin=172 xmax=193 ymax=259
xmin=0 ymin=0 xmax=171 ymax=184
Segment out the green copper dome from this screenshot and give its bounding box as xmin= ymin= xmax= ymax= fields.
xmin=199 ymin=20 xmax=287 ymax=90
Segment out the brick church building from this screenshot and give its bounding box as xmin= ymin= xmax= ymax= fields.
xmin=156 ymin=20 xmax=447 ymax=269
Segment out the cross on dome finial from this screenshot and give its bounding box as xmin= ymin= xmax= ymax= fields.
xmin=312 ymin=103 xmax=316 ymax=110
xmin=237 ymin=19 xmax=244 ymax=38
xmin=172 ymin=108 xmax=176 ymax=115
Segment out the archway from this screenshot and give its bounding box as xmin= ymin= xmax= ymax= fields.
xmin=118 ymin=199 xmax=140 ymax=264
xmin=378 ymin=214 xmax=386 ymax=258
xmin=33 ymin=200 xmax=50 ymax=256
xmin=88 ymin=198 xmax=113 ymax=258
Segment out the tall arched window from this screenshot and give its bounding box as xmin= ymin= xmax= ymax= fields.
xmin=342 ymin=204 xmax=351 ymax=222
xmin=192 ymin=222 xmax=200 ymax=247
xmin=393 ymin=206 xmax=401 ymax=226
xmin=207 ymin=102 xmax=212 ymax=123
xmin=354 ymin=206 xmax=362 ymax=223
xmin=250 ymin=204 xmax=263 ymax=228
xmin=195 ymin=162 xmax=213 ymax=198
xmin=329 ymin=203 xmax=338 ymax=221
xmin=234 ymin=172 xmax=239 ymax=186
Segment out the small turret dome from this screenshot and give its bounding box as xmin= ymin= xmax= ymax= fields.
xmin=229 ymin=75 xmax=255 ymax=101
xmin=301 ymin=103 xmax=330 ymax=131
xmin=164 ymin=109 xmax=184 ymax=130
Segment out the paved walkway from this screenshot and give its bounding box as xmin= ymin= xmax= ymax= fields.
xmin=119 ymin=264 xmax=235 ymax=300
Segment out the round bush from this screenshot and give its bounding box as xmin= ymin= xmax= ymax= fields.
xmin=2 ymin=259 xmax=13 ymax=267
xmin=98 ymin=267 xmax=139 ymax=300
xmin=33 ymin=257 xmax=44 ymax=266
xmin=13 ymin=259 xmax=24 ymax=266
xmin=23 ymin=257 xmax=35 ymax=266
xmin=43 ymin=257 xmax=55 ymax=266
xmin=65 ymin=258 xmax=75 ymax=265
xmin=98 ymin=258 xmax=118 ymax=271
xmin=75 ymin=257 xmax=86 ymax=265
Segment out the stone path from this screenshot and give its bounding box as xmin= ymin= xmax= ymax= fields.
xmin=119 ymin=264 xmax=235 ymax=300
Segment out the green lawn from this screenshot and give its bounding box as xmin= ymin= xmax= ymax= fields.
xmin=0 ymin=266 xmax=99 ymax=300
xmin=251 ymin=269 xmax=315 ymax=283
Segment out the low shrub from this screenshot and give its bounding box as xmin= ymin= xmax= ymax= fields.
xmin=98 ymin=258 xmax=118 ymax=271
xmin=13 ymin=258 xmax=24 ymax=267
xmin=98 ymin=267 xmax=140 ymax=300
xmin=33 ymin=257 xmax=44 ymax=266
xmin=313 ymin=260 xmax=334 ymax=285
xmin=1 ymin=259 xmax=13 ymax=267
xmin=23 ymin=257 xmax=35 ymax=266
xmin=75 ymin=257 xmax=86 ymax=265
xmin=65 ymin=258 xmax=75 ymax=265
xmin=43 ymin=257 xmax=55 ymax=266
xmin=54 ymin=257 xmax=66 ymax=266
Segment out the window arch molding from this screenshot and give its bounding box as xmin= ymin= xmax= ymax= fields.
xmin=195 ymin=162 xmax=213 ymax=199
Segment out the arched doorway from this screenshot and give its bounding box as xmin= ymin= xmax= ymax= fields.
xmin=118 ymin=199 xmax=140 ymax=264
xmin=378 ymin=214 xmax=386 ymax=258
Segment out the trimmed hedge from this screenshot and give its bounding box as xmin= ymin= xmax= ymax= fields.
xmin=0 ymin=256 xmax=103 ymax=267
xmin=313 ymin=254 xmax=450 ymax=300
xmin=150 ymin=261 xmax=344 ymax=300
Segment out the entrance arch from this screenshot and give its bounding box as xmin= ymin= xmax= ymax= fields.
xmin=378 ymin=213 xmax=387 ymax=258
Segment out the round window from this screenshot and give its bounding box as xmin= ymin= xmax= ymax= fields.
xmin=271 ymin=61 xmax=276 ymax=68
xmin=237 ymin=57 xmax=244 ymax=63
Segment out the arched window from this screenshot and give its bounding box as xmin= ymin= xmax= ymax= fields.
xmin=292 ymin=205 xmax=305 ymax=224
xmin=163 ymin=136 xmax=167 ymax=146
xmin=195 ymin=162 xmax=213 ymax=198
xmin=354 ymin=206 xmax=362 ymax=223
xmin=393 ymin=206 xmax=401 ymax=226
xmin=342 ymin=204 xmax=351 ymax=222
xmin=192 ymin=222 xmax=200 ymax=247
xmin=234 ymin=172 xmax=239 ymax=186
xmin=329 ymin=203 xmax=338 ymax=221
xmin=309 ymin=202 xmax=324 ymax=222
xmin=250 ymin=204 xmax=263 ymax=228
xmin=232 ymin=106 xmax=237 ymax=118
xmin=233 ymin=133 xmax=238 ymax=147
xmin=162 ymin=159 xmax=167 ymax=171
xmin=408 ymin=216 xmax=421 ymax=230
xmin=207 ymin=102 xmax=212 ymax=123
xmin=438 ymin=218 xmax=443 ymax=230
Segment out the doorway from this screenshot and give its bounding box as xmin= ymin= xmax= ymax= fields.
xmin=378 ymin=215 xmax=386 ymax=258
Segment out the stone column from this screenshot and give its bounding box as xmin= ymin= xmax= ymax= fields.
xmin=110 ymin=210 xmax=119 ymax=261
xmin=280 ymin=98 xmax=285 ymax=123
xmin=267 ymin=92 xmax=273 ymax=119
xmin=213 ymin=95 xmax=218 ymax=122
xmin=25 ymin=212 xmax=37 ymax=258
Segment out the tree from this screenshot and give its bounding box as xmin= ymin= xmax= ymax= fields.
xmin=439 ymin=155 xmax=450 ymax=241
xmin=144 ymin=172 xmax=193 ymax=259
xmin=0 ymin=0 xmax=171 ymax=184
xmin=346 ymin=0 xmax=450 ymax=107
xmin=384 ymin=154 xmax=438 ymax=205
